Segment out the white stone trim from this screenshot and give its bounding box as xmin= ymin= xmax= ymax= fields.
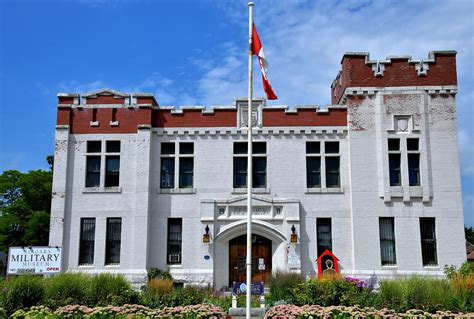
xmin=215 ymin=219 xmax=286 ymax=242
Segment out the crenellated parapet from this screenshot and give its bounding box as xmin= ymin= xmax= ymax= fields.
xmin=331 ymin=51 xmax=457 ymax=104
xmin=56 ymin=89 xmax=347 ymax=134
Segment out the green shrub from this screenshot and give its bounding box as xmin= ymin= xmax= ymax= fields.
xmin=290 ymin=278 xmax=367 ymax=307
xmin=162 ymin=286 xmax=205 ymax=307
xmin=448 ymin=274 xmax=473 ymax=312
xmin=88 ymin=273 xmax=138 ymax=306
xmin=43 ymin=273 xmax=91 ymax=308
xmin=202 ymin=294 xmax=233 ymax=311
xmin=377 ymin=277 xmax=451 ymax=313
xmin=268 ymin=271 xmax=304 ymax=304
xmin=0 ymin=275 xmax=44 ymax=315
xmin=445 ymin=262 xmax=474 ymax=279
xmin=147 ymin=268 xmax=172 ymax=281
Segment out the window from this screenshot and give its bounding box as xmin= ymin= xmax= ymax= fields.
xmin=325 ymin=141 xmax=340 ymax=188
xmin=179 ymin=143 xmax=194 ymax=188
xmin=79 ymin=218 xmax=95 ymax=265
xmin=85 ymin=141 xmax=120 ymax=188
xmin=105 ymin=156 xmax=120 ymax=187
xmin=306 ymin=142 xmax=321 ymax=188
xmin=306 ymin=141 xmax=341 ymax=189
xmin=167 ymin=218 xmax=182 ymax=264
xmin=388 ymin=138 xmax=401 ymax=186
xmin=387 ymin=137 xmax=421 ymax=187
xmin=379 ymin=217 xmax=397 ymax=266
xmin=420 ymin=218 xmax=438 ymax=266
xmin=86 ymin=156 xmax=101 ymax=187
xmin=105 ymin=218 xmax=122 ymax=265
xmin=407 ymin=138 xmax=420 ymax=186
xmin=317 ymin=218 xmax=332 ymax=257
xmin=160 ymin=142 xmax=194 ymax=189
xmin=233 ymin=142 xmax=267 ymax=188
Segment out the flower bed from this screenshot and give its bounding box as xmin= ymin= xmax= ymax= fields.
xmin=264 ymin=304 xmax=474 ymax=319
xmin=11 ymin=304 xmax=226 ymax=319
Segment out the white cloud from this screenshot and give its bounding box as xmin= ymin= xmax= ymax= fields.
xmin=208 ymin=0 xmax=473 ymax=107
xmin=58 ymin=80 xmax=107 ymax=94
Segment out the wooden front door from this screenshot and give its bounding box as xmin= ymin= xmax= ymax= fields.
xmin=229 ymin=234 xmax=272 ymax=286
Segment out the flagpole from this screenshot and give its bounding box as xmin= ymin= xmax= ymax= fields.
xmin=246 ymin=2 xmax=254 ymax=319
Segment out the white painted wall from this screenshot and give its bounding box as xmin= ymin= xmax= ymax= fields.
xmin=50 ymin=87 xmax=466 ymax=287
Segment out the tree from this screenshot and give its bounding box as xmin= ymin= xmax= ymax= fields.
xmin=0 ymin=157 xmax=53 ymax=252
xmin=466 ymin=226 xmax=474 ymax=245
xmin=0 ymin=170 xmax=22 ymax=206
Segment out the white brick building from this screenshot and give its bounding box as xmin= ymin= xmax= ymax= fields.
xmin=49 ymin=51 xmax=466 ymax=288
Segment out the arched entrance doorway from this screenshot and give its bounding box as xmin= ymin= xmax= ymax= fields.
xmin=229 ymin=234 xmax=272 ymax=285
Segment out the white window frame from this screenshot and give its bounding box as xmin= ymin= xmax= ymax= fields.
xmin=159 ymin=142 xmax=195 ymax=193
xmin=306 ymin=140 xmax=343 ymax=193
xmin=84 ymin=140 xmax=121 ymax=192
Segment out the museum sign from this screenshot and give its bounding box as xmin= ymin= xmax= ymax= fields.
xmin=7 ymin=246 xmax=62 ymax=275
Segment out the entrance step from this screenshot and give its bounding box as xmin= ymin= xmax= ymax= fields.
xmin=228 ymin=307 xmax=266 ymax=319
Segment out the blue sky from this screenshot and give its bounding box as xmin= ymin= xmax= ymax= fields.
xmin=0 ymin=0 xmax=473 ymax=226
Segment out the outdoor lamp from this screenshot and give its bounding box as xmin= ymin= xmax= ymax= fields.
xmin=203 ymin=225 xmax=210 ymax=243
xmin=290 ymin=225 xmax=298 ymax=243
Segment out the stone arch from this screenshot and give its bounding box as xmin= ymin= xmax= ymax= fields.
xmin=215 ymin=219 xmax=286 ymax=243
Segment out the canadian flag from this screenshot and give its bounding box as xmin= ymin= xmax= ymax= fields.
xmin=251 ymin=24 xmax=278 ymax=100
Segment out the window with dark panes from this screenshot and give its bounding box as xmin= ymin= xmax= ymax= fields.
xmin=87 ymin=141 xmax=101 ymax=153
xmin=408 ymin=154 xmax=420 ymax=186
xmin=104 ymin=141 xmax=120 ymax=187
xmin=105 ymin=218 xmax=122 ymax=264
xmin=407 ymin=138 xmax=420 ymax=186
xmin=161 ymin=143 xmax=175 ymax=155
xmin=179 ymin=158 xmax=193 ymax=188
xmin=86 ymin=156 xmax=101 ymax=187
xmin=233 ymin=142 xmax=267 ymax=188
xmin=325 ymin=141 xmax=339 ymax=154
xmin=420 ymin=218 xmax=438 ymax=266
xmin=161 ymin=158 xmax=175 ymax=188
xmin=167 ymin=218 xmax=182 ymax=264
xmin=388 ymin=138 xmax=400 ymax=151
xmin=252 ymin=157 xmax=266 ymax=188
xmin=85 ymin=140 xmax=121 ymax=188
xmin=389 ymin=154 xmax=401 ymax=186
xmin=407 ymin=138 xmax=419 ymax=151
xmin=178 ymin=143 xmax=194 ymax=188
xmin=325 ymin=141 xmax=340 ymax=188
xmin=233 ymin=157 xmax=247 ymax=188
xmin=179 ymin=142 xmax=194 ymax=154
xmin=317 ymin=218 xmax=332 ymax=257
xmin=79 ymin=218 xmax=95 ymax=265
xmin=306 ymin=142 xmax=321 ymax=188
xmin=379 ymin=217 xmax=397 ymax=265
xmin=326 ymin=157 xmax=340 ymax=188
xmin=85 ymin=141 xmax=101 ymax=187
xmin=307 ymin=157 xmax=321 ymax=187
xmin=388 ymin=138 xmax=401 ymax=186
xmin=306 ymin=141 xmax=320 ymax=154
xmin=106 ymin=141 xmax=121 ymax=153
xmin=105 ymin=156 xmax=120 ymax=187
xmin=161 ymin=143 xmax=176 ymax=188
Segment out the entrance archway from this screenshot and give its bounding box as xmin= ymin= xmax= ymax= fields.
xmin=229 ymin=234 xmax=272 ymax=285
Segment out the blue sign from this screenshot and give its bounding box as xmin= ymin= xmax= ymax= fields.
xmin=232 ymin=282 xmax=264 ymax=295
xmin=204 ymin=255 xmax=210 ymax=260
